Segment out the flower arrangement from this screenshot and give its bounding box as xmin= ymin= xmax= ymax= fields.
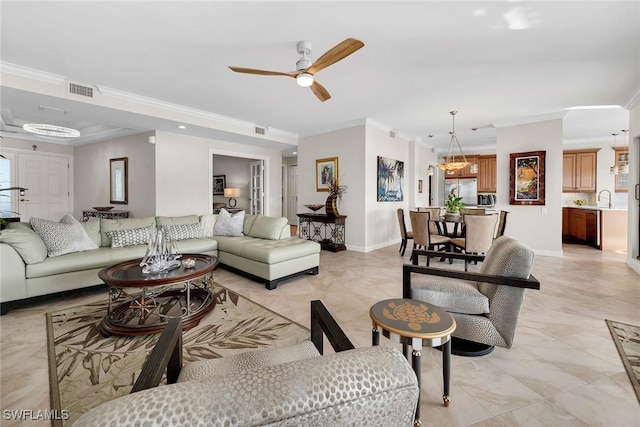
xmin=444 ymin=188 xmax=465 ymax=214
xmin=327 ymin=179 xmax=347 ymax=202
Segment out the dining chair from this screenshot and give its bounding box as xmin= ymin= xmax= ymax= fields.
xmin=456 ymin=208 xmax=485 ymax=237
xmin=450 ymin=213 xmax=499 ymax=271
xmin=396 ymin=208 xmax=413 ymax=256
xmin=409 ymin=211 xmax=451 ymax=261
xmin=494 ymin=210 xmax=509 ymax=239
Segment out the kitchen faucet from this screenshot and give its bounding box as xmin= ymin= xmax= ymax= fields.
xmin=597 ymin=189 xmax=612 ymax=209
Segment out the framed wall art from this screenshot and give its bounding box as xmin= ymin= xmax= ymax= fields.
xmin=377 ymin=156 xmax=404 ymax=202
xmin=213 ymin=175 xmax=226 ymax=195
xmin=509 ymin=150 xmax=545 ymax=205
xmin=316 ymin=157 xmax=338 ymax=191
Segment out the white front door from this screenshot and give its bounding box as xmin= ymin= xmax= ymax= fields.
xmin=18 ymin=153 xmax=70 ymax=221
xmin=287 ymin=165 xmax=298 ymax=224
xmin=250 ymin=160 xmax=264 ymax=215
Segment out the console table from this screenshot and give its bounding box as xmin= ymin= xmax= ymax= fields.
xmin=297 ymin=213 xmax=347 ymax=252
xmin=82 ymin=210 xmax=129 ymax=221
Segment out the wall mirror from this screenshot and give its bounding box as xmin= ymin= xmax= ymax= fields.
xmin=110 ymin=157 xmax=128 ymax=204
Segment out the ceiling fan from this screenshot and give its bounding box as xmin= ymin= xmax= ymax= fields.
xmin=229 ymin=38 xmax=364 ymax=102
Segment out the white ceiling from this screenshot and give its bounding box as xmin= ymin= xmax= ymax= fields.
xmin=1 ymin=1 xmax=638 ymax=153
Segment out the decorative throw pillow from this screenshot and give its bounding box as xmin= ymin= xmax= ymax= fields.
xmin=164 ymin=223 xmax=204 ymax=241
xmin=212 ymin=209 xmax=245 ymax=237
xmin=106 ymin=226 xmax=153 ymax=248
xmin=199 ymin=214 xmax=217 ymax=237
xmin=30 ymin=214 xmax=98 ymax=257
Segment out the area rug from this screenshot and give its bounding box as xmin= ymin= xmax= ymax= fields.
xmin=606 ymin=319 xmax=640 ymax=403
xmin=46 ymin=283 xmax=310 ymax=426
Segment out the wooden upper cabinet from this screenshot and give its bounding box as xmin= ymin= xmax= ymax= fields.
xmin=477 ymin=155 xmax=497 ymax=193
xmin=614 ymin=147 xmax=629 ymax=192
xmin=562 ymin=149 xmax=598 ymax=192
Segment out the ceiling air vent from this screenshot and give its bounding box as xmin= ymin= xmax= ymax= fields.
xmin=255 ymin=126 xmax=266 ymax=135
xmin=68 ymin=83 xmax=93 ymax=97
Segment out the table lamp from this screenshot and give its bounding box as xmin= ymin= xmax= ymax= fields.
xmin=224 ymin=188 xmax=240 ymax=208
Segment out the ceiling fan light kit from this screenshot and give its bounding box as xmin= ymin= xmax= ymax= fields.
xmin=437 ymin=111 xmax=470 ymax=171
xmin=229 ymin=38 xmax=364 ymax=102
xmin=22 ymin=123 xmax=80 ymax=138
xmin=296 ymin=73 xmax=314 ymax=87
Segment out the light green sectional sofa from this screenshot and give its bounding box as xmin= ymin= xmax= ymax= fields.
xmin=0 ymin=213 xmax=320 ymax=314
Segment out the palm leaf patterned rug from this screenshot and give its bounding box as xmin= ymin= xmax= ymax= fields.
xmin=606 ymin=320 xmax=640 ymax=404
xmin=46 ymin=283 xmax=309 ymax=426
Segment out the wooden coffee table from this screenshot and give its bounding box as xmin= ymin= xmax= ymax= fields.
xmin=98 ymin=254 xmax=218 ymax=336
xmin=370 ymin=298 xmax=456 ymax=426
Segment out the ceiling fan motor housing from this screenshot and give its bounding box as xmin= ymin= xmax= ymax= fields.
xmin=296 ymin=41 xmax=312 ymax=70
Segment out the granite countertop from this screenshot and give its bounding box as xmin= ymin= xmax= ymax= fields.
xmin=563 ymin=205 xmax=628 ymax=212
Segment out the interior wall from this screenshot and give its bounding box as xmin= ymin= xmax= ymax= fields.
xmin=212 ymin=155 xmax=254 ymax=211
xmin=73 ymin=132 xmax=156 ymax=218
xmin=626 ymin=100 xmax=639 ymax=275
xmin=154 ymin=130 xmax=282 ymax=217
xmin=365 ymin=125 xmax=410 ymax=251
xmin=412 ymin=142 xmax=439 ymax=209
xmin=298 ymin=125 xmax=366 ymax=250
xmin=496 ymin=118 xmax=564 ymax=256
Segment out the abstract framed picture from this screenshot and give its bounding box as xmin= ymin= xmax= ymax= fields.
xmin=509 ymin=151 xmax=545 ymax=205
xmin=316 ymin=157 xmax=338 ymax=192
xmin=213 ymin=175 xmax=226 ymax=195
xmin=377 ymin=156 xmax=404 ymax=202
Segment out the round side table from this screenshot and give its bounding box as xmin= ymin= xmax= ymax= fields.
xmin=370 ymin=298 xmax=456 ymax=426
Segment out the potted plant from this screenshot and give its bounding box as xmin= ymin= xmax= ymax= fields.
xmin=444 ymin=188 xmax=465 ymax=219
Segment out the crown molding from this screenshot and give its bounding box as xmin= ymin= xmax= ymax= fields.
xmin=1 ymin=62 xmax=66 ymax=84
xmin=492 ymin=111 xmax=568 ymax=128
xmin=625 ymin=88 xmax=640 ymax=110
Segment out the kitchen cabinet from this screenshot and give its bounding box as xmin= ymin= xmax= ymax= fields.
xmin=477 ymin=155 xmax=497 ymax=193
xmin=613 ymin=147 xmax=629 ymax=192
xmin=562 ymin=149 xmax=598 ymax=192
xmin=444 ymin=155 xmax=478 ymax=178
xmin=563 ymin=207 xmax=598 ymax=248
xmin=569 ymin=209 xmax=587 ymax=240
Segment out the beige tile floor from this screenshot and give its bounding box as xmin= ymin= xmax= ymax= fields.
xmin=1 ymin=243 xmax=639 ymax=426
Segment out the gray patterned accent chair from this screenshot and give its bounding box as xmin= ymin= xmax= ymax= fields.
xmin=73 ymin=301 xmax=420 ymax=427
xmin=403 ymin=236 xmax=540 ymax=356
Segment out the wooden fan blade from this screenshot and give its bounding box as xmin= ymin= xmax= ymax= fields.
xmin=228 ymin=66 xmax=296 ymax=78
xmin=310 ymin=81 xmax=331 ymax=102
xmin=306 ymin=38 xmax=364 ymax=74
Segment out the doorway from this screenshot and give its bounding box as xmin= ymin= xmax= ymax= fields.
xmin=1 ymin=151 xmax=71 ymax=221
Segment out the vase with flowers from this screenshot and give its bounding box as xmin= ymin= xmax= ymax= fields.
xmin=444 ymin=188 xmax=465 ymax=219
xmin=325 ymin=179 xmax=347 ymax=217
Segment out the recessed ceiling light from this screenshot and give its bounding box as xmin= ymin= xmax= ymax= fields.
xmin=178 ymin=125 xmax=186 ymax=129
xmin=22 ymin=123 xmax=80 ymax=138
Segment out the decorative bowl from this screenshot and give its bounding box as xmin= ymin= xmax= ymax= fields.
xmin=182 ymin=258 xmax=196 ymax=269
xmin=573 ymin=199 xmax=586 ymax=206
xmin=92 ymin=206 xmax=114 ymax=211
xmin=304 ymin=204 xmax=325 ymax=212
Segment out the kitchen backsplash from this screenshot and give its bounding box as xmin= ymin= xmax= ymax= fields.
xmin=562 ymin=192 xmax=628 ymax=209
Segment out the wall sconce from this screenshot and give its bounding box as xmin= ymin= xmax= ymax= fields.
xmin=224 ymin=188 xmax=240 ymax=207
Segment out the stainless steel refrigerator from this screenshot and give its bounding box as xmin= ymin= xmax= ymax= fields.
xmin=444 ymin=178 xmax=478 ymax=206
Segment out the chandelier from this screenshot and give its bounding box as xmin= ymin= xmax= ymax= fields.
xmin=609 ymin=132 xmax=620 ymax=175
xmin=437 ymin=111 xmax=469 ymax=171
